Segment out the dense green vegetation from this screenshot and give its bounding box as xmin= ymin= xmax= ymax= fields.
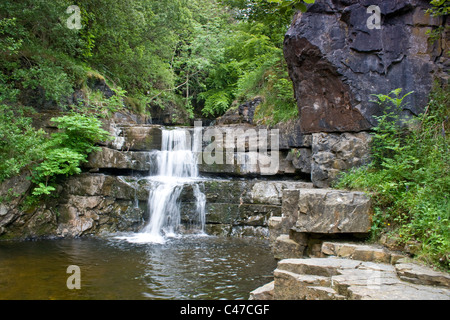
xmin=0 ymin=104 xmax=111 ymax=199
xmin=336 ymin=86 xmax=450 ymax=270
xmin=1 ymin=0 xmax=311 ymax=198
xmin=31 ymin=113 xmax=111 ymax=197
xmin=1 ymin=0 xmax=447 ymax=271
xmin=0 ymin=0 xmax=307 ymax=122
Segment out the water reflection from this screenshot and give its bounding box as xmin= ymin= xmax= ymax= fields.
xmin=0 ymin=235 xmax=276 ymax=300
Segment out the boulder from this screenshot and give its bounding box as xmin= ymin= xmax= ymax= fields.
xmin=284 ymin=0 xmax=448 ymax=134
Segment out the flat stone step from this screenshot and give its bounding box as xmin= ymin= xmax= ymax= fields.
xmin=277 ymin=257 xmax=361 ymax=277
xmin=395 ymin=262 xmax=450 ymax=288
xmin=273 ymin=269 xmax=333 ymax=300
xmin=321 ymin=241 xmax=406 ymax=264
xmin=249 ymin=281 xmax=274 ymax=300
xmin=346 ymin=282 xmax=450 ymax=300
xmin=267 ymin=256 xmax=450 ymax=300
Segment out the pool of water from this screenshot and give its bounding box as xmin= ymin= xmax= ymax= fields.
xmin=0 ymin=235 xmax=277 ymax=300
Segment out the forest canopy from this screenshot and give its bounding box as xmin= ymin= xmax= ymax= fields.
xmin=0 ymin=0 xmax=308 ymax=123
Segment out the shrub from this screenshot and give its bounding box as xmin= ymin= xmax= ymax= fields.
xmin=0 ymin=105 xmax=46 ymax=182
xmin=336 ymin=86 xmax=450 ymax=270
xmin=31 ymin=113 xmax=112 ymax=197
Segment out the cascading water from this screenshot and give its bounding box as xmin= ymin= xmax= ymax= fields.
xmin=124 ymin=128 xmax=206 ymax=244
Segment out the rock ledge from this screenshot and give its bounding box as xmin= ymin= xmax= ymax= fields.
xmin=250 ymin=242 xmax=450 ymax=300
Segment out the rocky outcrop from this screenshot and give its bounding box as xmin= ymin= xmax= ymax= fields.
xmin=311 ymin=131 xmax=372 ymax=187
xmin=250 ymin=242 xmax=450 ymax=300
xmin=181 ymin=180 xmax=313 ymax=238
xmin=217 ymin=97 xmax=262 ymax=125
xmin=0 ymin=172 xmax=57 ymax=239
xmin=196 ymin=121 xmax=371 ymax=186
xmin=284 ymin=0 xmax=448 ymax=133
xmin=0 ymin=168 xmax=314 ymax=239
xmin=269 ymin=188 xmax=373 ymax=260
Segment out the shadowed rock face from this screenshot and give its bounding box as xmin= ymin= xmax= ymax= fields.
xmin=284 ymin=0 xmax=447 ymax=133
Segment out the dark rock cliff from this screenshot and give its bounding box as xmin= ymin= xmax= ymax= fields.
xmin=284 ymin=0 xmax=448 ymax=133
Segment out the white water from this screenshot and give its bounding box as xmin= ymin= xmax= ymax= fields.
xmin=122 ymin=128 xmax=206 ymax=244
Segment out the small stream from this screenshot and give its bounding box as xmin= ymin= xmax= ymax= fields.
xmin=0 ymin=235 xmax=276 ymax=300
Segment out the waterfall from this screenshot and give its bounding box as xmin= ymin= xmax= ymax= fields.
xmin=125 ymin=128 xmax=206 ymax=243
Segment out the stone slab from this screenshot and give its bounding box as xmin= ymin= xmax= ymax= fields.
xmin=272 ymin=234 xmax=305 ymax=260
xmin=295 ymin=189 xmax=372 ymax=233
xmin=249 ymin=281 xmax=274 ymax=300
xmin=395 ymin=262 xmax=450 ymax=288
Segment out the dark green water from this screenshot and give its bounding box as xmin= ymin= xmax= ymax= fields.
xmin=0 ymin=235 xmax=276 ymax=300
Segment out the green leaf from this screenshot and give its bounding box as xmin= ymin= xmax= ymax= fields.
xmin=294 ymin=3 xmax=307 ymax=12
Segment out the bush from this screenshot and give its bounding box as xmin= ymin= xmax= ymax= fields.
xmin=0 ymin=105 xmax=46 ymax=181
xmin=31 ymin=113 xmax=112 ymax=197
xmin=336 ymin=86 xmax=450 ymax=270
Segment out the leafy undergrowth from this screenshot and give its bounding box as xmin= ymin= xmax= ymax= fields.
xmin=335 ymin=86 xmax=450 ymax=271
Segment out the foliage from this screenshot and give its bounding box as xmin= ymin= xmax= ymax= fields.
xmin=77 ymin=86 xmax=127 ymax=117
xmin=31 ymin=113 xmax=112 ymax=197
xmin=428 ymin=0 xmax=450 ymax=16
xmin=266 ymin=0 xmax=316 ymax=14
xmin=368 ymin=88 xmax=414 ymax=168
xmin=0 ymin=105 xmax=112 ymax=199
xmin=336 ymin=86 xmax=450 ymax=270
xmin=426 ymin=0 xmax=449 ymax=47
xmin=0 ymin=0 xmax=305 ymax=121
xmin=0 ymin=105 xmax=46 ymax=182
xmin=198 ymin=5 xmax=298 ymax=122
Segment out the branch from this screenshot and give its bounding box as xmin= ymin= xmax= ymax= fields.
xmin=148 ymin=70 xmax=201 ymax=102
